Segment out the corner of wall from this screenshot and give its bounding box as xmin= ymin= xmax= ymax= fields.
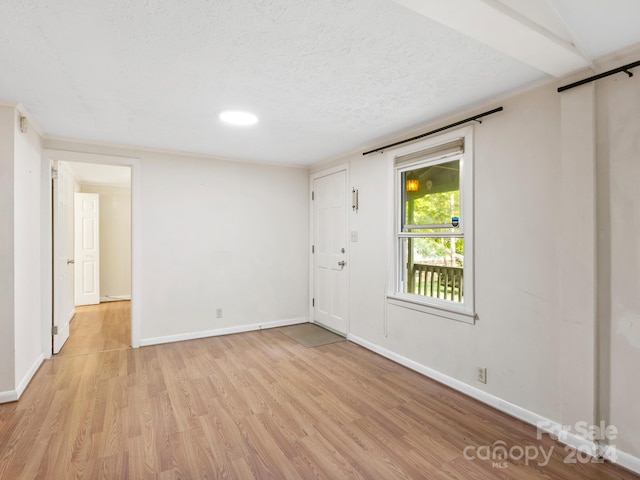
xmin=0 ymin=106 xmax=16 ymax=393
xmin=15 ymin=353 xmax=44 ymax=399
xmin=0 ymin=390 xmax=18 ymax=404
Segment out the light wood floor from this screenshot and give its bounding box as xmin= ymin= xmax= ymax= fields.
xmin=57 ymin=301 xmax=131 ymax=357
xmin=1 ymin=304 xmax=638 ymax=479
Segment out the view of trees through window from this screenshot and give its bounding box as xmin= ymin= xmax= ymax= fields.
xmin=408 ymin=191 xmax=463 ymax=267
xmin=401 ymin=159 xmax=464 ymax=302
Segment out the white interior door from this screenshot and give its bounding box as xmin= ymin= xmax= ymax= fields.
xmin=74 ymin=192 xmax=100 ymax=306
xmin=52 ymin=162 xmax=75 ymax=353
xmin=313 ymin=169 xmax=348 ymax=334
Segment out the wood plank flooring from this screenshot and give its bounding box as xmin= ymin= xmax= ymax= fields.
xmin=57 ymin=301 xmax=131 ymax=357
xmin=1 ymin=303 xmax=638 ymax=479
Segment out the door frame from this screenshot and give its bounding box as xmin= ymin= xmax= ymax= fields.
xmin=309 ymin=163 xmax=350 ymax=334
xmin=42 ymin=150 xmax=141 ymax=357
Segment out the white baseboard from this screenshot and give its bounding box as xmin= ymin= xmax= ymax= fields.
xmin=347 ymin=333 xmax=640 ymax=476
xmin=604 ymin=445 xmax=640 ymax=475
xmin=100 ymin=295 xmax=131 ymax=302
xmin=140 ymin=317 xmax=309 ymax=347
xmin=16 ymin=353 xmax=44 ymax=399
xmin=0 ymin=353 xmax=45 ymax=404
xmin=0 ymin=389 xmax=18 ymax=404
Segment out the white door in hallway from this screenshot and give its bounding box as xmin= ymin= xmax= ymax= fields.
xmin=74 ymin=192 xmax=100 ymax=306
xmin=313 ymin=168 xmax=349 ymax=334
xmin=52 ymin=162 xmax=75 ymax=353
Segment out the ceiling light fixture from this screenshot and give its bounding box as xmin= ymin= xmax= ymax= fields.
xmin=219 ymin=110 xmax=258 ymax=126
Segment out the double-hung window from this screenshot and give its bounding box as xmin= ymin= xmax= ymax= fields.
xmin=390 ymin=128 xmax=475 ymax=323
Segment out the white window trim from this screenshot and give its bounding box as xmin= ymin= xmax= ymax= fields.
xmin=386 ymin=126 xmax=476 ymax=324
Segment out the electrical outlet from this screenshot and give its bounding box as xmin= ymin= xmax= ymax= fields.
xmin=477 ymin=367 xmax=487 ymax=384
xmin=216 ymin=308 xmax=223 ymax=319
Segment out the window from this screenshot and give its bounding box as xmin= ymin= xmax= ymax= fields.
xmin=390 ymin=128 xmax=475 ymax=323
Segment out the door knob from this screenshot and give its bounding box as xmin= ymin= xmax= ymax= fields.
xmin=67 ymin=259 xmax=75 ymax=264
xmin=338 ymin=260 xmax=346 ymax=268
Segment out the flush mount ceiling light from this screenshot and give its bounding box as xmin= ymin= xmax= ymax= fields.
xmin=219 ymin=110 xmax=258 ymax=126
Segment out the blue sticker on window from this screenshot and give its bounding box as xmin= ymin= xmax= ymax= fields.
xmin=452 ymin=216 xmax=459 ymax=227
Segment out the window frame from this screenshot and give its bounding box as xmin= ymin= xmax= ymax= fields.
xmin=387 ymin=127 xmax=476 ymax=324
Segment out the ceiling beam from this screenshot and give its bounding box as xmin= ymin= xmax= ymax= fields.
xmin=392 ymin=0 xmax=591 ymax=77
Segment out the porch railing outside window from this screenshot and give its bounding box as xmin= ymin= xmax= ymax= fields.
xmin=410 ymin=263 xmax=463 ymax=302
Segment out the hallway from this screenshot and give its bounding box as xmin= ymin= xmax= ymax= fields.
xmin=57 ymin=301 xmax=130 ymax=357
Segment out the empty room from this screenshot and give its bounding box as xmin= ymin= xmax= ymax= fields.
xmin=1 ymin=1 xmax=640 ymax=478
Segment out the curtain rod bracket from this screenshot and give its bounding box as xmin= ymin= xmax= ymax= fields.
xmin=624 ymin=69 xmax=634 ymax=78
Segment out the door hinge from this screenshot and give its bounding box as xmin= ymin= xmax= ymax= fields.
xmin=311 ymin=245 xmax=314 ymax=254
xmin=312 ymin=298 xmax=315 ymax=307
xmin=52 ymin=325 xmax=58 ymax=335
xmin=311 ymin=191 xmax=314 ymax=200
xmin=51 ymin=168 xmax=58 ymax=180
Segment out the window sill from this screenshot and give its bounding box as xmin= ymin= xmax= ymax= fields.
xmin=386 ymin=294 xmax=476 ymax=325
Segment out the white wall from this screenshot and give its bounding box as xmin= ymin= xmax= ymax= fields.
xmin=13 ymin=107 xmax=43 ymax=391
xmin=80 ymin=184 xmax=132 ymax=300
xmin=138 ymin=153 xmax=309 ymax=341
xmin=596 ymin=64 xmax=640 ymax=457
xmin=0 ymin=105 xmax=44 ymax=401
xmin=43 ymin=142 xmax=310 ymax=344
xmin=313 ymin=51 xmax=640 ymax=463
xmin=343 ymin=83 xmax=569 ymax=417
xmin=0 ymin=106 xmax=16 ymax=395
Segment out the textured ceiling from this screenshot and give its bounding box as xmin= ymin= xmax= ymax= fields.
xmin=1 ymin=0 xmax=640 ymax=166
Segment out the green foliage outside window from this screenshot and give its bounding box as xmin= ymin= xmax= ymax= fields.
xmin=405 ymin=190 xmax=463 ymax=267
xmin=408 ymin=190 xmax=459 ymax=226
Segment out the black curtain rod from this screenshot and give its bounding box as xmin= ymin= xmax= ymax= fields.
xmin=362 ymin=106 xmax=503 ymax=156
xmin=558 ymin=60 xmax=640 ymax=93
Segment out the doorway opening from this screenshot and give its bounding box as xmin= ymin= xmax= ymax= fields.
xmin=51 ymin=157 xmax=133 ymax=357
